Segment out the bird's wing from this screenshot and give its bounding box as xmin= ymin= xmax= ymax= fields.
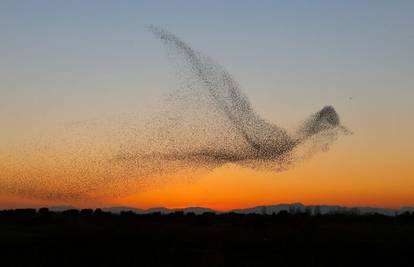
xmin=149 ymin=26 xmax=290 ymax=153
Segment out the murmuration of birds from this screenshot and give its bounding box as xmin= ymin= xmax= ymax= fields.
xmin=0 ymin=27 xmax=350 ymax=201
xmin=118 ymin=26 xmax=349 ymax=168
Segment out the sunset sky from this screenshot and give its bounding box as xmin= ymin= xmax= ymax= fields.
xmin=1 ymin=1 xmax=413 ymax=210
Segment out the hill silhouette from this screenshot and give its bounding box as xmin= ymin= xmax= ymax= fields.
xmin=97 ymin=203 xmax=411 ymax=216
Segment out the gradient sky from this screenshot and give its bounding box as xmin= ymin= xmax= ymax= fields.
xmin=1 ymin=0 xmax=413 ymax=209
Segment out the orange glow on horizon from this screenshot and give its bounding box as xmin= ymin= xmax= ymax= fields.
xmin=1 ymin=135 xmax=413 ymax=210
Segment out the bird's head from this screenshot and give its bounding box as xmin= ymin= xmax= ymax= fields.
xmin=297 ymin=105 xmax=350 ymax=139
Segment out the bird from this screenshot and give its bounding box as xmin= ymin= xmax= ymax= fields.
xmin=146 ymin=26 xmax=349 ymax=166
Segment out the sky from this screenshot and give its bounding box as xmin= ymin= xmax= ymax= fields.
xmin=0 ymin=0 xmax=413 ymax=210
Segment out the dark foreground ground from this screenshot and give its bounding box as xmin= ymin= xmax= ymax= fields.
xmin=1 ymin=209 xmax=413 ymax=267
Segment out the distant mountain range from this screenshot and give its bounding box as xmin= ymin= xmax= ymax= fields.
xmin=47 ymin=203 xmax=414 ymax=216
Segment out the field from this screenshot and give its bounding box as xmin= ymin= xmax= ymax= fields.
xmin=1 ymin=209 xmax=413 ymax=266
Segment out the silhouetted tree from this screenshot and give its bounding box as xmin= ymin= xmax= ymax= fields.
xmin=94 ymin=208 xmax=103 ymax=215
xmin=278 ymin=210 xmax=289 ymax=216
xmin=170 ymin=211 xmax=184 ymax=216
xmin=14 ymin=209 xmax=36 ymax=216
xmin=38 ymin=207 xmax=50 ymax=215
xmin=202 ymin=212 xmax=216 ymax=216
xmin=80 ymin=209 xmax=93 ymax=216
xmin=314 ymin=206 xmax=321 ymax=216
xmin=120 ymin=211 xmax=135 ymax=216
xmin=62 ymin=209 xmax=80 ymax=216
